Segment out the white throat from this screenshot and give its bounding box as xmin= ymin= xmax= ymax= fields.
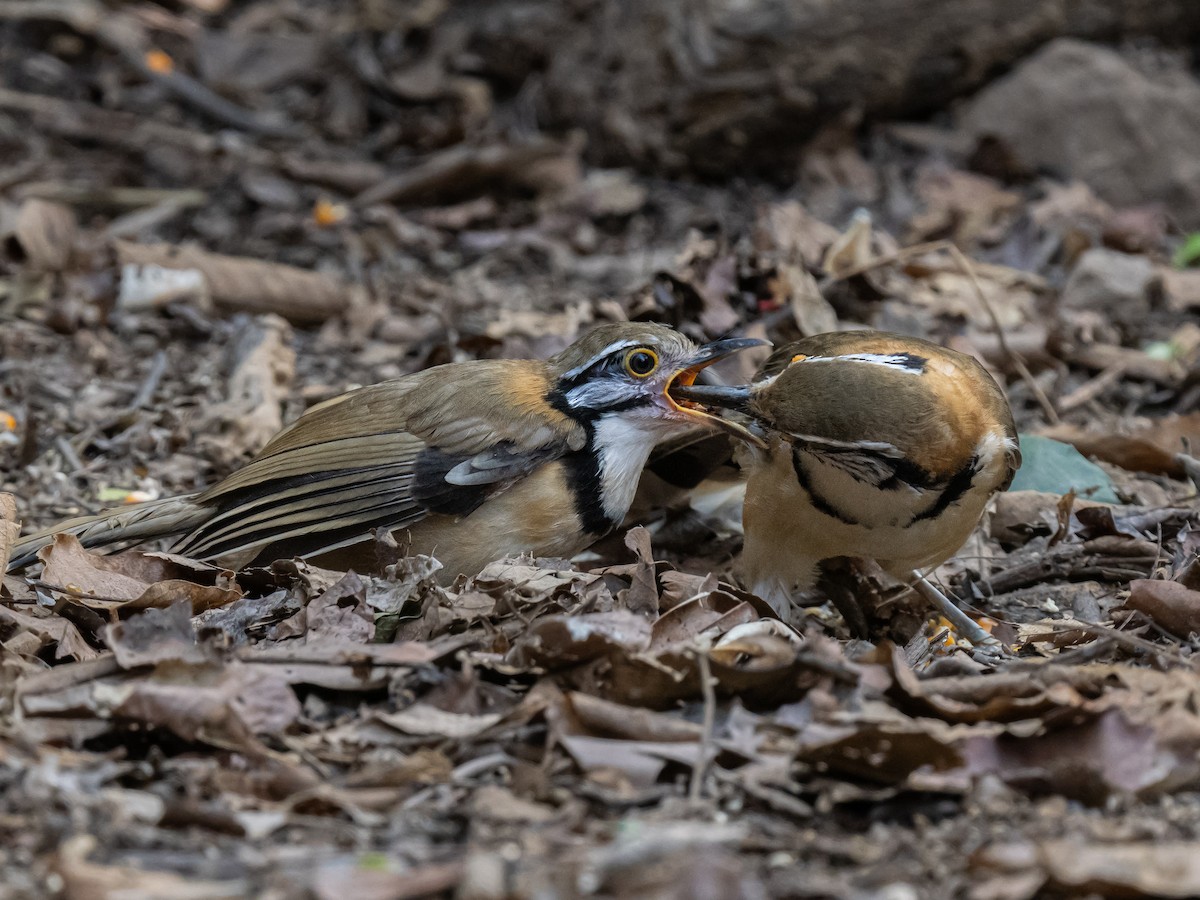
xmin=591 ymin=414 xmax=666 ymax=523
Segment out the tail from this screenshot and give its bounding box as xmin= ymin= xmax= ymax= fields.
xmin=6 ymin=494 xmax=210 ymax=572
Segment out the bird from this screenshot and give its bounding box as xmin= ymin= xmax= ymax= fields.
xmin=8 ymin=323 xmax=764 ymax=579
xmin=669 ymin=330 xmax=1020 ymax=644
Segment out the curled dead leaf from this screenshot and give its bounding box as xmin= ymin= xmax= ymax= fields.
xmin=15 ymin=198 xmax=77 ymax=271
xmin=1123 ymin=578 xmax=1200 ymax=638
xmin=38 ymin=535 xmax=243 ymax=615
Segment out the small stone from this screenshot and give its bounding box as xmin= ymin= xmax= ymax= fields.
xmin=1059 ymin=248 xmax=1160 ymax=330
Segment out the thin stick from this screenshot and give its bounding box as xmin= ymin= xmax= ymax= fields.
xmin=1056 ymin=361 xmax=1128 ymax=413
xmin=819 ymin=239 xmax=954 ymax=286
xmin=945 ymin=243 xmax=1060 ymax=424
xmin=688 ymin=651 xmax=716 ymax=804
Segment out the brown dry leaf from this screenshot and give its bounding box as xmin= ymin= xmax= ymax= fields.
xmin=605 ymin=592 xmax=789 ymax=707
xmin=106 ymin=600 xmax=207 ymax=668
xmin=377 ymin=703 xmax=502 ymax=739
xmin=557 ymin=733 xmax=701 ymax=787
xmin=14 ymin=198 xmax=77 ymax=271
xmin=907 ymin=268 xmax=1035 ymax=329
xmin=355 ymin=137 xmax=572 ymax=207
xmin=1028 ymin=179 xmax=1114 ymax=233
xmin=821 ymin=209 xmax=874 ymax=277
xmin=469 ymin=784 xmax=557 ymax=824
xmin=305 ymin=571 xmax=374 ymax=644
xmin=1162 ymin=267 xmax=1200 ymax=311
xmin=621 ymin=526 xmax=659 ymax=615
xmin=113 ymin=660 xmax=301 ymax=741
xmin=509 ymin=611 xmax=651 ymax=669
xmin=0 ymin=604 xmax=100 ymax=662
xmin=989 ymin=490 xmax=1091 ymax=546
xmin=649 ymin=592 xmax=760 ymax=649
xmin=697 ymin=253 xmax=740 ymax=335
xmin=909 ymin=166 xmax=1022 ymax=244
xmin=754 ymin=200 xmax=841 ymax=266
xmin=779 ymin=263 xmax=838 ymax=336
xmin=1123 ymin=578 xmax=1200 ymax=638
xmin=38 ymin=535 xmax=242 ymax=615
xmin=708 ymin=619 xmax=805 ymax=695
xmin=1041 ymin=841 xmax=1200 ymax=896
xmin=114 ymin=240 xmax=352 ymax=324
xmin=0 ymin=492 xmax=18 ymax=574
xmin=310 ymin=859 xmax=461 ymax=900
xmin=1042 ymin=414 xmax=1200 ymax=477
xmin=472 ymin=557 xmax=602 ymax=601
xmin=976 ymin=840 xmax=1200 ymax=898
xmin=53 ymin=835 xmax=244 ymax=900
xmin=199 ymin=314 xmax=296 ymax=463
xmin=959 ymin=708 xmax=1178 ymax=802
xmin=566 ymin=692 xmax=702 ymax=742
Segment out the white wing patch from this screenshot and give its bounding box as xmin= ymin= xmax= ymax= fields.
xmin=800 ymin=353 xmax=926 ymax=373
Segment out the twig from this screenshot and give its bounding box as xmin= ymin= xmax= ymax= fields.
xmin=0 ymin=0 xmax=296 ymax=137
xmin=688 ymin=650 xmax=717 ymax=804
xmin=107 ymin=38 xmax=299 ymax=138
xmin=909 ymin=571 xmax=1004 ymax=650
xmin=127 ymin=350 xmax=169 ymax=411
xmin=19 ymin=184 xmax=207 ymax=209
xmin=53 ymin=436 xmax=84 ymax=474
xmin=1056 ymin=362 xmax=1129 ymax=413
xmin=818 ymin=239 xmax=953 ymax=287
xmin=945 ymin=243 xmax=1059 ymax=424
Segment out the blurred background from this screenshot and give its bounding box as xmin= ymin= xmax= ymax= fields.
xmin=4 ymin=3 xmax=1200 ymax=897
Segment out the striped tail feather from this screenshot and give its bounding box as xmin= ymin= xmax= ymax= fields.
xmin=6 ymin=494 xmax=210 ymax=572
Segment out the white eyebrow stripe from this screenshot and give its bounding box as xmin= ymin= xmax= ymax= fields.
xmin=561 ymin=339 xmax=641 ymax=380
xmin=800 ymin=353 xmax=926 ymax=373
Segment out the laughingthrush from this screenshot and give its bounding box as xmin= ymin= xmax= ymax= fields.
xmin=9 ymin=323 xmax=763 ymax=578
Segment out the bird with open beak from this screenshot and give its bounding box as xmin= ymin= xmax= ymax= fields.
xmin=9 ymin=323 xmax=765 ymax=580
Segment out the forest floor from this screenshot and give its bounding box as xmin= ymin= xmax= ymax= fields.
xmin=1 ymin=4 xmax=1200 ymax=899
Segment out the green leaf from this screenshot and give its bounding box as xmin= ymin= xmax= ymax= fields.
xmin=97 ymin=487 xmax=135 ymax=502
xmin=1007 ymin=434 xmax=1119 ymax=503
xmin=1172 ymin=232 xmax=1200 ymax=269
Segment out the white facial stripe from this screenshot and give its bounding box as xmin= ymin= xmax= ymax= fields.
xmin=802 ymin=353 xmax=925 ymax=374
xmin=560 ymin=339 xmax=643 ymax=381
xmin=565 ymin=379 xmax=645 ymax=409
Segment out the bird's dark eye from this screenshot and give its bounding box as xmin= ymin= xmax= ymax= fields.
xmin=624 ymin=348 xmax=659 ymax=377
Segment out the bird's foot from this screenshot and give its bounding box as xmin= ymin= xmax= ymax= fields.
xmin=909 ymin=571 xmax=1009 ymax=657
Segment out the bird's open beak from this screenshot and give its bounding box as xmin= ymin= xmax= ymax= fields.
xmin=666 ymin=338 xmax=768 ymax=449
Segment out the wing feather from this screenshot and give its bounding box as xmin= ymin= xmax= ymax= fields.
xmin=176 ymin=363 xmax=585 ymax=564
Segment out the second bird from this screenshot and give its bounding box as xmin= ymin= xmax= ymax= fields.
xmin=671 ymin=330 xmax=1020 ymax=633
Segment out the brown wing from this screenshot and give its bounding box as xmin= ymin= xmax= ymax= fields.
xmin=175 ymin=360 xmax=585 ymax=563
xmin=755 ymin=332 xmax=1016 ymax=482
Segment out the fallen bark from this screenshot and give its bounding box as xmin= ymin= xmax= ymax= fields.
xmin=114 ymin=241 xmax=351 ymax=324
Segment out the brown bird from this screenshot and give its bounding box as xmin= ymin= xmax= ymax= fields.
xmin=671 ymin=330 xmax=1020 ymax=644
xmin=9 ymin=323 xmax=763 ymax=578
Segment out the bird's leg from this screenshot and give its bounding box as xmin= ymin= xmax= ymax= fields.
xmin=815 ymin=559 xmax=872 ymax=639
xmin=909 ymin=571 xmax=1003 ymax=649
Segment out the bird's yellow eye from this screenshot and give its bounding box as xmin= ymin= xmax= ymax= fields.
xmin=624 ymin=348 xmax=659 ymax=377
